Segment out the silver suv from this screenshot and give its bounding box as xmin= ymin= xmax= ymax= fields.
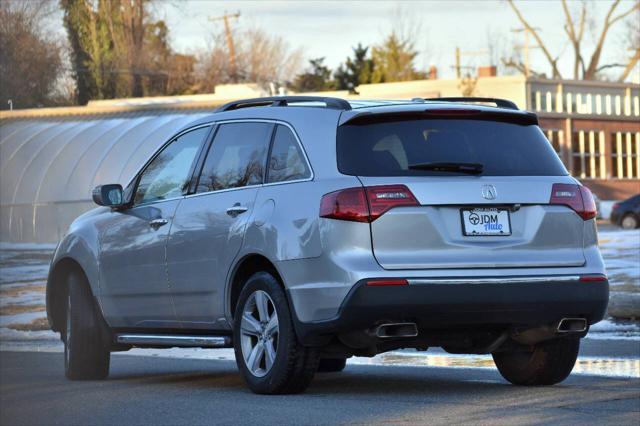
xmin=47 ymin=96 xmax=609 ymax=394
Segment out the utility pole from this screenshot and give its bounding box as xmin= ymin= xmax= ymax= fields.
xmin=453 ymin=47 xmax=488 ymax=78
xmin=511 ymin=27 xmax=541 ymax=78
xmin=209 ymin=11 xmax=241 ymax=82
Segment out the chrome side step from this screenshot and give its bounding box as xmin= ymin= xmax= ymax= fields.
xmin=116 ymin=334 xmax=231 ymax=348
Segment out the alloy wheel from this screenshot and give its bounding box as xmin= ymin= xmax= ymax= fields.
xmin=240 ymin=290 xmax=279 ymax=377
xmin=621 ymin=215 xmax=637 ymax=229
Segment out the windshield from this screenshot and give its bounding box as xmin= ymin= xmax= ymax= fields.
xmin=337 ymin=118 xmax=568 ymax=177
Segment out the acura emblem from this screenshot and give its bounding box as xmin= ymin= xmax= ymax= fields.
xmin=481 ymin=184 xmax=497 ymax=200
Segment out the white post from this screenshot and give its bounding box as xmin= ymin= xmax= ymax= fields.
xmin=579 ymin=130 xmax=586 ymax=179
xmin=599 ymin=131 xmax=606 ymax=179
xmin=588 ymin=131 xmax=596 ymax=178
xmin=616 ymin=132 xmax=623 ymax=178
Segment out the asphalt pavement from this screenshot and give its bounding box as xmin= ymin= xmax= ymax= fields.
xmin=1 ymin=351 xmax=638 ymax=425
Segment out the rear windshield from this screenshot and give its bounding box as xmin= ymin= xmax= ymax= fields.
xmin=337 ymin=118 xmax=568 ymax=176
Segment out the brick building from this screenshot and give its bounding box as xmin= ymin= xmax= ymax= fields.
xmin=529 ymin=79 xmax=639 ymax=200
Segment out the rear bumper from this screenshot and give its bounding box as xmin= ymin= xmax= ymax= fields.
xmin=293 ymin=276 xmax=609 ymax=345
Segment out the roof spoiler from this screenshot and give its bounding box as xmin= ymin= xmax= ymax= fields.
xmin=340 ymin=108 xmax=538 ymax=126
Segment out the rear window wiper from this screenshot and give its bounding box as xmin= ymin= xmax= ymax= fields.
xmin=408 ymin=162 xmax=484 ymax=174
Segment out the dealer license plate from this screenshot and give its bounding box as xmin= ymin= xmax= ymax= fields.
xmin=461 ymin=208 xmax=511 ymax=236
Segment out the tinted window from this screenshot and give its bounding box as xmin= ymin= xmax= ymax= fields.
xmin=196 ymin=122 xmax=272 ymax=192
xmin=267 ymin=125 xmax=310 ymax=183
xmin=134 ymin=127 xmax=208 ymax=204
xmin=337 ymin=119 xmax=568 ymax=176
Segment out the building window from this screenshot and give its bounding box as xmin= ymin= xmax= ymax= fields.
xmin=571 ymin=130 xmax=606 ymax=179
xmin=611 ymin=132 xmax=640 ymax=179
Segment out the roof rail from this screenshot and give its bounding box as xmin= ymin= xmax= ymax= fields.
xmin=217 ymin=96 xmax=352 ymax=112
xmin=420 ymin=97 xmax=519 ymax=110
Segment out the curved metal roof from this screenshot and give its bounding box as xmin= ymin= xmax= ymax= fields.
xmin=0 ymin=111 xmax=208 ymax=242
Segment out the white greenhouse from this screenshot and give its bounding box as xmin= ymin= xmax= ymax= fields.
xmin=0 ymin=102 xmax=221 ymax=243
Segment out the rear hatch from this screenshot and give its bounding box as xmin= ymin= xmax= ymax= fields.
xmin=337 ymin=109 xmax=589 ymax=270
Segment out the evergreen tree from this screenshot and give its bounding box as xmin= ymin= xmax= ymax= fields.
xmin=371 ymin=33 xmax=425 ymax=83
xmin=334 ymin=43 xmax=374 ymax=91
xmin=61 ymin=0 xmax=97 ymax=104
xmin=290 ymin=58 xmax=335 ymax=92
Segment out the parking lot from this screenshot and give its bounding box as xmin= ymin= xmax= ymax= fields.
xmin=0 ymin=224 xmax=638 ymax=425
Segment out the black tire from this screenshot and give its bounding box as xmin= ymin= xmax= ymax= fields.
xmin=620 ymin=214 xmax=639 ymax=230
xmin=317 ymin=358 xmax=347 ymax=373
xmin=233 ymin=271 xmax=319 ymax=394
xmin=64 ymin=272 xmax=110 ymax=380
xmin=492 ymin=337 xmax=580 ymax=386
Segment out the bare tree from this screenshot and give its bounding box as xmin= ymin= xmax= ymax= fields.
xmin=0 ymin=1 xmax=64 ymax=109
xmin=561 ymin=0 xmax=588 ymax=79
xmin=618 ymin=15 xmax=640 ymax=81
xmin=196 ymin=26 xmax=303 ymax=91
xmin=486 ymin=28 xmax=515 ymax=76
xmin=505 ymin=0 xmax=639 ymax=81
xmin=237 ymin=28 xmax=303 ymax=86
xmin=195 ymin=32 xmax=229 ymax=92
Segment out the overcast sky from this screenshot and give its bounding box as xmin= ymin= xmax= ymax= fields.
xmin=53 ymin=0 xmax=638 ymax=81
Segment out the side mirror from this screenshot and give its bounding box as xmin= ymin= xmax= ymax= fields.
xmin=92 ymin=184 xmax=124 ymax=207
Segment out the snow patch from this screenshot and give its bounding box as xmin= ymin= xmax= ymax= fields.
xmin=0 ymin=243 xmax=57 ymax=251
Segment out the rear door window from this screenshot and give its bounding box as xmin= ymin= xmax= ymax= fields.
xmin=196 ymin=122 xmax=273 ymax=192
xmin=266 ymin=125 xmax=311 ymax=183
xmin=337 ymin=118 xmax=568 ymax=176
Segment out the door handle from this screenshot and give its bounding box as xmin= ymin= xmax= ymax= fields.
xmin=149 ymin=218 xmax=169 ymax=229
xmin=226 ymin=204 xmax=248 ymax=217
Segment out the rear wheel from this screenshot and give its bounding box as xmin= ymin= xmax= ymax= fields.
xmin=492 ymin=337 xmax=579 ymax=386
xmin=64 ymin=272 xmax=110 ymax=380
xmin=233 ymin=271 xmax=319 ymax=394
xmin=621 ymin=214 xmax=638 ymax=229
xmin=317 ymin=358 xmax=347 ymax=373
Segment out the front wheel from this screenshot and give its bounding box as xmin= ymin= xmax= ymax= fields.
xmin=233 ymin=272 xmax=319 ymax=394
xmin=64 ymin=272 xmax=110 ymax=380
xmin=492 ymin=337 xmax=580 ymax=386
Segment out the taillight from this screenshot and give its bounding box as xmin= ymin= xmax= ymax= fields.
xmin=549 ymin=183 xmax=597 ymax=220
xmin=319 ymin=187 xmax=370 ymax=223
xmin=612 ymin=203 xmax=620 ymax=211
xmin=424 ymin=109 xmax=481 ymax=116
xmin=366 ymin=185 xmax=419 ymax=221
xmin=320 ymin=185 xmax=418 ymax=222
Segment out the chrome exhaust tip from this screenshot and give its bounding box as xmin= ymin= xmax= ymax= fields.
xmin=557 ymin=318 xmax=588 ymax=333
xmin=376 ymin=322 xmax=418 ymax=338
